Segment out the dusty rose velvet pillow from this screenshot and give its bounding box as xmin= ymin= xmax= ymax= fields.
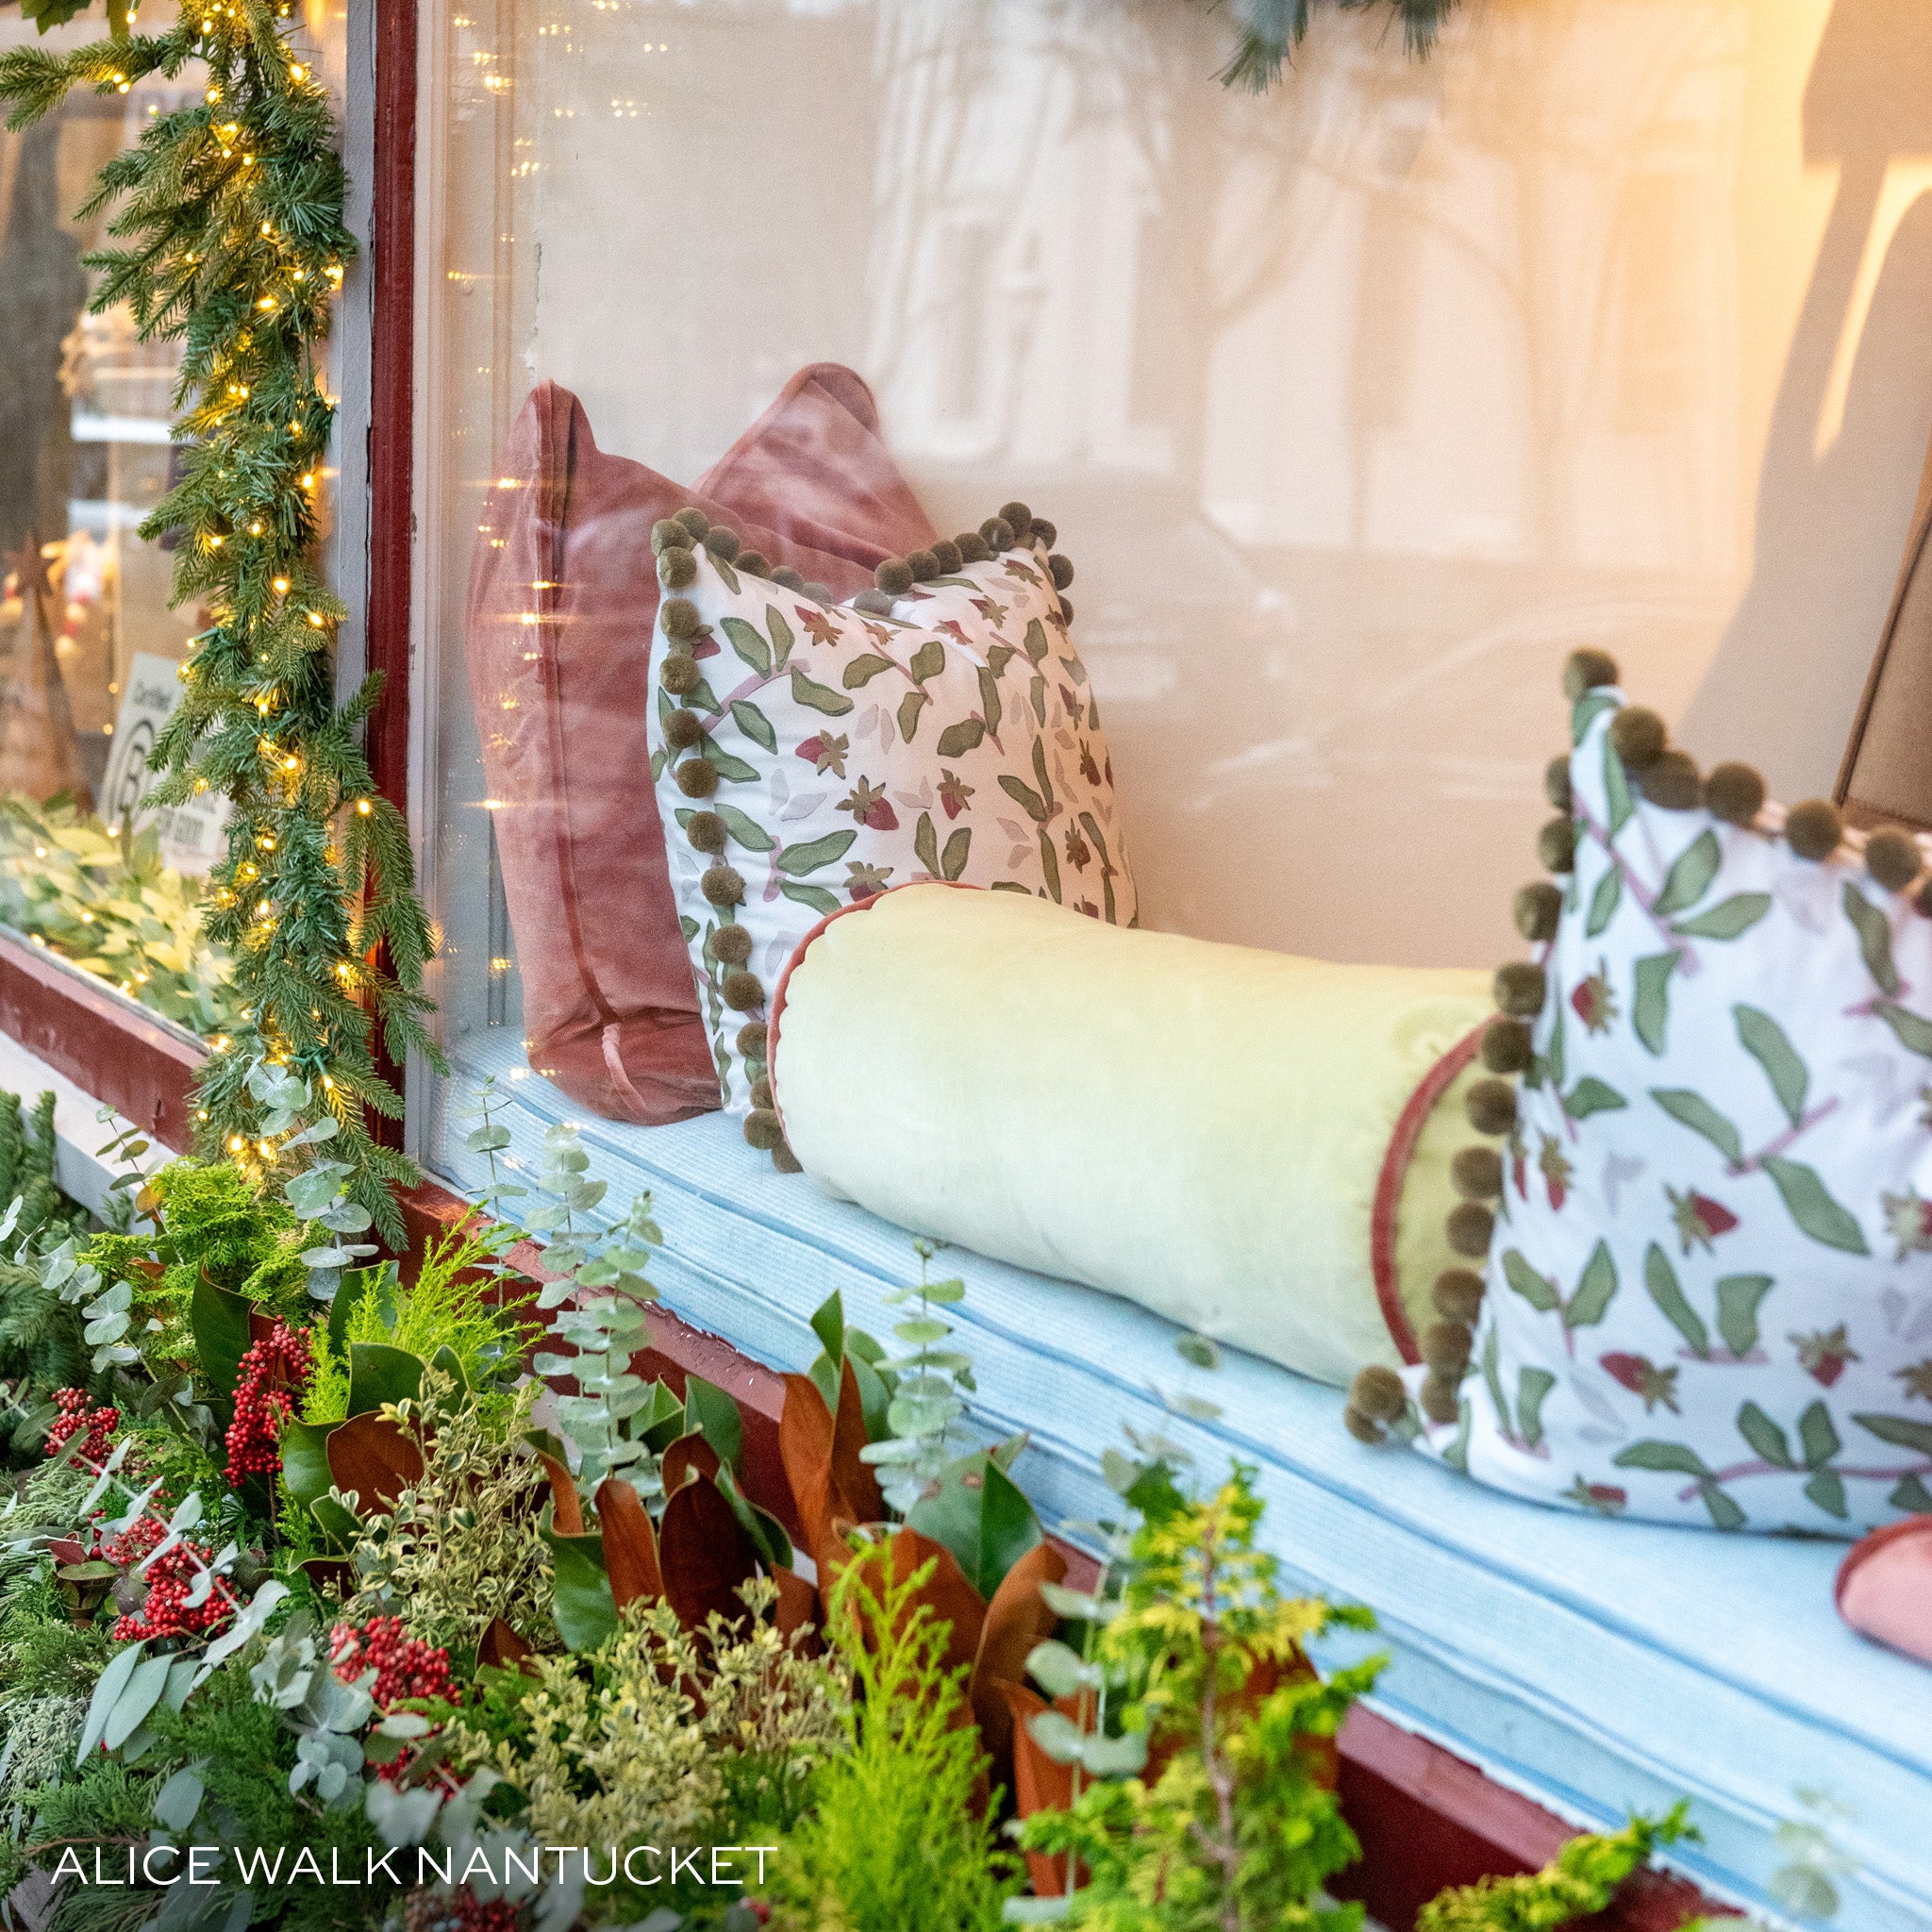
xmin=464 ymin=366 xmax=938 ymax=1123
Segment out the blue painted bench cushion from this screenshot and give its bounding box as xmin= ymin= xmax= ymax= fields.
xmin=432 ymin=1037 xmax=1932 ymax=1927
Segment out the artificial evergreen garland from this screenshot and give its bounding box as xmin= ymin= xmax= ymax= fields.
xmin=1219 ymin=0 xmax=1460 ymax=88
xmin=0 ymin=0 xmax=437 ymax=1244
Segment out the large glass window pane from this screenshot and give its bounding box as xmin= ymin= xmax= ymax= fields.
xmin=413 ymin=1 xmax=1921 ymax=1186
xmin=0 ymin=23 xmax=231 ymax=1035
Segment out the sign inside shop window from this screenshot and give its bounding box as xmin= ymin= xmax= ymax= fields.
xmin=99 ymin=653 xmax=230 ymax=877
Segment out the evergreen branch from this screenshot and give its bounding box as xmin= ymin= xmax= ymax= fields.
xmin=0 ymin=0 xmax=435 ymax=1244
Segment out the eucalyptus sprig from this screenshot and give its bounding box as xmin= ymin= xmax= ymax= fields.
xmin=860 ymin=1237 xmax=974 ymax=1514
xmin=0 ymin=0 xmax=441 ymax=1245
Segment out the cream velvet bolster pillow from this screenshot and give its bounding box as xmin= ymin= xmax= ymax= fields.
xmin=769 ymin=884 xmax=1492 ymax=1389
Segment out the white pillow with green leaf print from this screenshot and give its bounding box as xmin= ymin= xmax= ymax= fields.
xmin=646 ymin=524 xmax=1135 ymax=1117
xmin=1401 ymin=679 xmax=1932 ymax=1536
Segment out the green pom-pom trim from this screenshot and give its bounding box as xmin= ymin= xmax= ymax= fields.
xmin=930 ymin=540 xmax=963 ymax=575
xmin=1704 ymin=762 xmax=1766 ymax=825
xmin=736 ymin=549 xmax=770 ymax=578
xmin=1562 ymin=648 xmax=1619 ymax=700
xmin=1419 ymin=1372 xmax=1461 ymax=1426
xmin=743 ymin=1108 xmax=784 ymax=1152
xmin=1466 ymin=1079 xmax=1518 ymax=1137
xmin=1422 ymin=1320 xmax=1474 ymax=1374
xmin=660 ymin=653 xmax=701 ymax=697
xmin=907 ymin=548 xmax=940 ymax=583
xmin=1029 ymin=517 xmax=1058 ymax=549
xmin=801 ymin=582 xmax=834 ymax=605
xmin=852 ymin=590 xmax=896 ymax=616
xmin=1342 ymin=1406 xmax=1387 ymax=1446
xmin=1513 ymin=881 xmax=1561 ymax=943
xmin=1451 ymin=1146 xmax=1503 ymax=1200
xmin=664 ymin=708 xmax=704 ymax=752
xmin=1351 ymin=1364 xmax=1407 ymax=1423
xmin=685 ymin=811 xmax=727 ymax=855
xmin=701 ymin=864 xmax=745 ymax=908
xmin=875 ymin=558 xmax=914 ymax=596
xmin=1058 ymin=597 xmax=1074 ymax=626
xmin=1636 ymin=750 xmax=1701 ymax=811
xmin=1480 ymin=1017 xmax=1533 ymax=1075
xmin=674 ymin=758 xmax=719 ymax=800
xmin=704 ymin=525 xmax=741 ymax=562
xmin=712 ymin=924 xmax=752 ymax=965
xmin=1538 ymin=816 xmax=1576 ymax=874
xmin=998 ymin=500 xmax=1033 ymax=536
xmin=651 ymin=518 xmax=684 ymax=554
xmin=1446 ymin=1202 xmax=1495 ymax=1259
xmin=1493 ymin=960 xmax=1547 ymax=1018
xmin=1048 ymin=553 xmax=1074 ymax=591
xmin=980 ymin=516 xmax=1014 ymax=550
xmin=736 ymin=1020 xmax=768 ymax=1061
xmin=750 ymin=1075 xmax=774 ymax=1111
xmin=660 ymin=597 xmax=701 ymax=641
xmin=1608 ymin=706 xmax=1667 ymax=769
xmin=956 ymin=532 xmax=991 ymax=564
xmin=1432 ymin=1270 xmax=1486 ymax=1324
xmin=674 ymin=507 xmax=709 ymax=539
xmin=1785 ymin=798 xmax=1842 ymax=862
xmin=770 ymin=566 xmax=806 ymax=591
xmin=1866 ymin=827 xmax=1923 ymax=892
xmin=771 ymin=1141 xmax=804 ymax=1174
xmin=658 ymin=548 xmax=697 ymax=591
xmin=1544 ymin=757 xmax=1573 ymax=812
xmin=723 ymin=970 xmax=764 ymax=1013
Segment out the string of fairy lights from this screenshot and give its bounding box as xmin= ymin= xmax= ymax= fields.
xmin=0 ymin=0 xmax=439 ymax=1244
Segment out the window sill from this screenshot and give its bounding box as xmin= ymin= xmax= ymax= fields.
xmin=0 ymin=924 xmax=203 ymax=1156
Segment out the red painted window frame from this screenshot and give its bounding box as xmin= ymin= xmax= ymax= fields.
xmin=0 ymin=5 xmax=1728 ymax=1921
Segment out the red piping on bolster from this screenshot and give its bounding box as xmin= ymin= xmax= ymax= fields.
xmin=1371 ymin=1025 xmax=1488 ymax=1366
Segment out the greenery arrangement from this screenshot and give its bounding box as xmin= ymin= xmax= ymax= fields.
xmin=0 ymin=796 xmax=242 ymax=1039
xmin=0 ymin=0 xmax=438 ymax=1246
xmin=1217 ymin=0 xmax=1461 ymax=89
xmin=0 ymin=1122 xmax=1732 ymax=1932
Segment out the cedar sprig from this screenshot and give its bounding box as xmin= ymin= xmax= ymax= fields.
xmin=0 ymin=0 xmax=441 ymax=1244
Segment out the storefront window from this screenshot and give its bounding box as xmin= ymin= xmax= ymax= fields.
xmin=0 ymin=21 xmax=239 ymax=1038
xmin=414 ymin=0 xmax=1922 ymax=1185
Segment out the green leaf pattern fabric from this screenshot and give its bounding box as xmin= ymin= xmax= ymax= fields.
xmin=1406 ymin=690 xmax=1932 ymax=1536
xmin=650 ymin=541 xmax=1136 ymax=1108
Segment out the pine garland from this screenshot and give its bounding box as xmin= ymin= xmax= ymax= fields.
xmin=1219 ymin=0 xmax=1460 ymax=89
xmin=0 ymin=0 xmax=439 ymax=1245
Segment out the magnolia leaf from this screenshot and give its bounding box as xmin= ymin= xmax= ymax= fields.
xmin=1737 ymin=1402 xmax=1794 ymax=1470
xmin=1714 ymin=1275 xmax=1773 ymax=1358
xmin=1761 ymin=1158 xmax=1868 ymax=1256
xmin=791 ymin=666 xmax=854 ymax=716
xmin=1642 ymin=1243 xmax=1709 ymax=1357
xmin=1502 ymin=1250 xmax=1560 ymax=1314
xmin=1652 ymin=829 xmax=1720 ymax=918
xmin=1585 ymin=867 xmax=1622 ymax=939
xmin=1735 ymin=1005 xmax=1807 ymax=1129
xmin=1649 ymin=1089 xmax=1742 ymax=1165
xmin=1612 ymin=1440 xmax=1711 ymax=1477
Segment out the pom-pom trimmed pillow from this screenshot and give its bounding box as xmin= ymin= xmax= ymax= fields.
xmin=645 ymin=503 xmax=1136 ymax=1160
xmin=1350 ymin=650 xmax=1932 ymax=1537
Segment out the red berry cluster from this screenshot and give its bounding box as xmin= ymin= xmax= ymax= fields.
xmin=110 ymin=1538 xmax=234 ymax=1643
xmin=403 ymin=1887 xmax=520 ymax=1932
xmin=45 ymin=1389 xmax=119 ymax=1464
xmin=224 ymin=1320 xmax=312 ymax=1486
xmin=97 ymin=1516 xmax=165 ymax=1569
xmin=329 ymin=1617 xmax=454 ymax=1708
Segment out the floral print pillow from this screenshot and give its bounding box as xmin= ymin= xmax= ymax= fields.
xmin=646 ymin=512 xmax=1135 ymax=1136
xmin=1399 ymin=678 xmax=1932 ymax=1536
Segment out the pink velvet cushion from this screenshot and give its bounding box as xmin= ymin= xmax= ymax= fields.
xmin=463 ymin=366 xmax=938 ymax=1124
xmin=1837 ymin=1516 xmax=1932 ymax=1666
